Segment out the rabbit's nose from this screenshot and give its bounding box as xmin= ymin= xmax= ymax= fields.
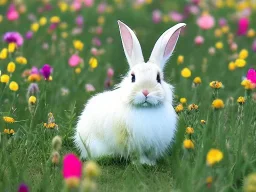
xmin=142 ymin=90 xmax=149 ymax=97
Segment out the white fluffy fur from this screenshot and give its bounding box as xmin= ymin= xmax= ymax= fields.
xmin=74 ymin=21 xmax=186 ymax=165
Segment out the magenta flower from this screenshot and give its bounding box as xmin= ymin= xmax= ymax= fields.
xmin=197 ymin=14 xmax=215 ymax=30
xmin=6 ymin=4 xmax=19 ymax=21
xmin=237 ymin=17 xmax=249 ymax=36
xmin=25 ymin=31 xmax=33 ymax=40
xmin=18 ymin=183 xmax=29 ymax=192
xmin=194 ymin=35 xmax=204 ymax=45
xmin=3 ymin=32 xmax=24 ymax=46
xmin=63 ymin=153 xmax=82 ymax=188
xmin=247 ymin=68 xmax=256 ymax=84
xmin=40 ymin=64 xmax=53 ymax=80
xmin=68 ymin=54 xmax=81 ymax=67
xmin=152 ymin=10 xmax=162 ymax=24
xmin=76 ymin=15 xmax=84 ymax=27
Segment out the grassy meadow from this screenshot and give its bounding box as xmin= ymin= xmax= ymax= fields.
xmin=0 ymin=0 xmax=256 ymax=191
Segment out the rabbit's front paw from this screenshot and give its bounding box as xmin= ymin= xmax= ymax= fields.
xmin=139 ymin=156 xmax=156 ymax=166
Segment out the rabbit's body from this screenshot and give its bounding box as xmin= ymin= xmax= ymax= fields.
xmin=74 ymin=21 xmax=186 ymax=165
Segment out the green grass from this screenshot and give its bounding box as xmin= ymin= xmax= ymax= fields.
xmin=1 ymin=0 xmax=256 ymax=191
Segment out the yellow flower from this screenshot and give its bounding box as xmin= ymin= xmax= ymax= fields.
xmin=206 ymin=176 xmax=213 ymax=185
xmin=243 ymin=173 xmax=256 ymax=192
xmin=98 ymin=16 xmax=105 ymax=25
xmin=59 ymin=2 xmax=68 ymax=12
xmin=0 ymin=15 xmax=3 ymax=23
xmin=0 ymin=74 xmax=10 ymax=83
xmin=44 ymin=122 xmax=58 ymax=129
xmin=237 ymin=96 xmax=245 ymax=104
xmin=84 ymin=161 xmax=101 ymax=177
xmin=60 ymin=22 xmax=68 ymax=30
xmin=212 ymin=99 xmax=224 ymax=109
xmin=9 ymin=81 xmax=19 ymax=91
xmin=89 ymin=57 xmax=98 ymax=69
xmin=188 ymin=104 xmax=198 ymax=111
xmin=193 ymin=77 xmax=202 ymax=84
xmin=215 ymin=41 xmax=223 ymax=49
xmin=181 ymin=68 xmax=191 ymax=78
xmin=28 ymin=74 xmax=41 ymax=82
xmin=8 ymin=42 xmax=16 ymax=53
xmin=206 ymin=148 xmax=223 ymax=166
xmin=0 ymin=0 xmax=7 ymax=5
xmin=9 ymin=129 xmax=15 ymax=134
xmin=235 ymin=59 xmax=246 ymax=68
xmin=177 ymin=55 xmax=184 ymax=64
xmin=16 ymin=56 xmax=27 ymax=64
xmin=209 ymin=81 xmax=222 ymax=89
xmin=180 ymin=98 xmax=187 ymax=104
xmin=4 ymin=128 xmax=9 ymax=134
xmin=239 ymin=49 xmax=249 ymax=60
xmin=247 ymin=29 xmax=255 ymax=38
xmin=201 ymin=120 xmax=206 ymax=124
xmin=183 ymin=139 xmax=194 ymax=149
xmin=39 ymin=17 xmax=47 ymax=26
xmin=73 ymin=40 xmax=84 ymax=51
xmin=50 ymin=16 xmax=60 ymax=23
xmin=31 ymin=22 xmax=39 ymax=32
xmin=61 ymin=32 xmax=68 ymax=39
xmin=0 ymin=48 xmax=8 ymax=60
xmin=228 ymin=61 xmax=236 ymax=71
xmin=7 ymin=62 xmax=16 ymax=73
xmin=221 ymin=26 xmax=229 ymax=34
xmin=29 ymin=96 xmax=37 ymax=104
xmin=214 ymin=29 xmax=222 ymax=37
xmin=241 ymin=79 xmax=255 ymax=90
xmin=175 ymin=104 xmax=184 ymax=113
xmin=3 ymin=116 xmax=15 ymax=123
xmin=186 ymin=127 xmax=194 ymax=134
xmin=75 ymin=67 xmax=81 ymax=74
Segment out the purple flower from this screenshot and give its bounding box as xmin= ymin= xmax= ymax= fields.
xmin=40 ymin=64 xmax=53 ymax=80
xmin=247 ymin=68 xmax=256 ymax=84
xmin=18 ymin=183 xmax=29 ymax=192
xmin=152 ymin=10 xmax=162 ymax=24
xmin=76 ymin=15 xmax=84 ymax=27
xmin=25 ymin=31 xmax=33 ymax=40
xmin=3 ymin=32 xmax=23 ymax=46
xmin=252 ymin=40 xmax=256 ymax=52
xmin=31 ymin=66 xmax=40 ymax=74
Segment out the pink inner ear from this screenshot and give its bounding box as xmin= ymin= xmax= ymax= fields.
xmin=163 ymin=29 xmax=181 ymax=58
xmin=120 ymin=24 xmax=133 ymax=57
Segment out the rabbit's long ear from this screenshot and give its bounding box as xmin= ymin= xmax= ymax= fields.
xmin=149 ymin=23 xmax=186 ymax=69
xmin=118 ymin=20 xmax=144 ymax=68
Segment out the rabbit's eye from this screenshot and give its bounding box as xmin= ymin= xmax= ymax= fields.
xmin=131 ymin=74 xmax=135 ymax=83
xmin=157 ymin=73 xmax=161 ymax=83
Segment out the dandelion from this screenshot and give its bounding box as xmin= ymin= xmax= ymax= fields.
xmin=186 ymin=127 xmax=194 ymax=134
xmin=228 ymin=61 xmax=236 ymax=71
xmin=28 ymin=96 xmax=37 ymax=105
xmin=247 ymin=29 xmax=255 ymax=38
xmin=241 ymin=79 xmax=255 ymax=90
xmin=181 ymin=68 xmax=191 ymax=78
xmin=201 ymin=120 xmax=206 ymax=124
xmin=235 ymin=59 xmax=246 ymax=68
xmin=183 ymin=139 xmax=194 ymax=149
xmin=50 ymin=16 xmax=60 ymax=23
xmin=239 ymin=49 xmax=248 ymax=59
xmin=84 ymin=161 xmax=101 ymax=177
xmin=28 ymin=74 xmax=41 ymax=82
xmin=0 ymin=48 xmax=8 ymax=59
xmin=89 ymin=57 xmax=98 ymax=69
xmin=16 ymin=56 xmax=27 ymax=64
xmin=193 ymin=77 xmax=202 ymax=85
xmin=188 ymin=104 xmax=198 ymax=111
xmin=206 ymin=176 xmax=213 ymax=188
xmin=3 ymin=116 xmax=15 ymax=123
xmin=75 ymin=67 xmax=81 ymax=74
xmin=180 ymin=98 xmax=187 ymax=104
xmin=177 ymin=55 xmax=184 ymax=64
xmin=175 ymin=104 xmax=184 ymax=113
xmin=31 ymin=22 xmax=39 ymax=32
xmin=237 ymin=96 xmax=245 ymax=104
xmin=7 ymin=62 xmax=16 ymax=73
xmin=209 ymin=81 xmax=222 ymax=89
xmin=212 ymin=99 xmax=224 ymax=109
xmin=63 ymin=153 xmax=82 ymax=188
xmin=9 ymin=81 xmax=19 ymax=91
xmin=39 ymin=17 xmax=47 ymax=26
xmin=73 ymin=40 xmax=84 ymax=51
xmin=206 ymin=148 xmax=223 ymax=166
xmin=0 ymin=74 xmax=10 ymax=83
xmin=243 ymin=173 xmax=256 ymax=192
xmin=215 ymin=41 xmax=223 ymax=49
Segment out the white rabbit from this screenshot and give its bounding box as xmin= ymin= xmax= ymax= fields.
xmin=74 ymin=20 xmax=186 ymax=165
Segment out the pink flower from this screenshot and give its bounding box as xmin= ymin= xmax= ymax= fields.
xmin=218 ymin=18 xmax=227 ymax=27
xmin=97 ymin=2 xmax=107 ymax=14
xmin=69 ymin=54 xmax=81 ymax=67
xmin=252 ymin=40 xmax=256 ymax=52
xmin=85 ymin=84 xmax=95 ymax=92
xmin=169 ymin=11 xmax=183 ymax=22
xmin=237 ymin=17 xmax=249 ymax=36
xmin=96 ymin=26 xmax=103 ymax=35
xmin=3 ymin=32 xmax=24 ymax=46
xmin=152 ymin=10 xmax=162 ymax=24
xmin=76 ymin=15 xmax=84 ymax=27
xmin=247 ymin=68 xmax=256 ymax=84
xmin=197 ymin=14 xmax=215 ymax=30
xmin=194 ymin=35 xmax=204 ymax=45
xmin=72 ymin=0 xmax=82 ymax=11
xmin=92 ymin=37 xmax=101 ymax=46
xmin=84 ymin=0 xmax=94 ymax=7
xmin=6 ymin=4 xmax=19 ymax=21
xmin=107 ymin=68 xmax=114 ymax=78
xmin=63 ymin=154 xmax=82 ymax=188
